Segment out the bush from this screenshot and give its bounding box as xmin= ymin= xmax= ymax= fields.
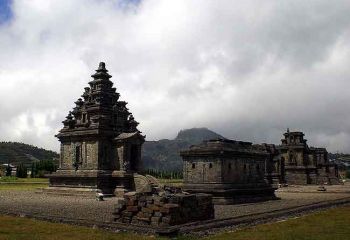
xmin=0 ymin=176 xmax=18 ymax=182
xmin=346 ymin=169 xmax=350 ymax=179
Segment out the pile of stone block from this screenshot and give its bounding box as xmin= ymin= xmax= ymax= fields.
xmin=113 ymin=191 xmax=214 ymax=226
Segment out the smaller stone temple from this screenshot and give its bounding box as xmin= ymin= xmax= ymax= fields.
xmin=180 ymin=139 xmax=277 ymax=204
xmin=47 ymin=62 xmax=145 ymax=196
xmin=275 ymin=129 xmax=340 ymax=185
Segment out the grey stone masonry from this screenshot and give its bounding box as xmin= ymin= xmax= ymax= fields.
xmin=181 ymin=139 xmax=277 ymax=204
xmin=113 ymin=191 xmax=214 ymax=226
xmin=46 ymin=62 xmax=145 ymax=196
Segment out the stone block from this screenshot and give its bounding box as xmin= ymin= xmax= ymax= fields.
xmin=138 ymin=201 xmax=147 ymax=207
xmin=149 ymin=205 xmax=160 ymax=211
xmin=126 ymin=206 xmax=140 ymax=212
xmin=141 ymin=207 xmax=154 ymax=214
xmin=161 ymin=204 xmax=179 ymax=214
xmin=136 ymin=216 xmax=151 ymax=223
xmin=154 ymin=212 xmax=162 ymax=217
xmin=127 ymin=199 xmax=138 ymax=206
xmin=122 ymin=211 xmax=134 ymax=217
xmin=151 ymin=216 xmax=161 ymax=226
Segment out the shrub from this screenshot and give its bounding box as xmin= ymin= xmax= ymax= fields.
xmin=346 ymin=169 xmax=350 ymax=179
xmin=0 ymin=176 xmax=18 ymax=182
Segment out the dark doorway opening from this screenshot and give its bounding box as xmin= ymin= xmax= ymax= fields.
xmin=130 ymin=145 xmax=138 ymax=171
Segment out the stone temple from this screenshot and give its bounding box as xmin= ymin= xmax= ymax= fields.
xmin=277 ymin=130 xmax=339 ymax=185
xmin=263 ymin=129 xmax=340 ymax=185
xmin=47 ymin=62 xmax=145 ymax=196
xmin=181 ymin=139 xmax=277 ymax=204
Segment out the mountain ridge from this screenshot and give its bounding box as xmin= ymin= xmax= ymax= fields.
xmin=142 ymin=127 xmax=225 ymax=171
xmin=0 ymin=142 xmax=59 ymax=167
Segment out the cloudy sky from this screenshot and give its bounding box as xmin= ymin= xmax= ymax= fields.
xmin=1 ymin=0 xmax=350 ymax=153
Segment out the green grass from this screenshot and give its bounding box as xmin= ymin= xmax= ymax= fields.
xmin=0 ymin=215 xmax=156 ymax=240
xmin=200 ymin=206 xmax=350 ymax=240
xmin=159 ymin=179 xmax=183 ymax=187
xmin=0 ymin=177 xmax=48 ymax=183
xmin=1 ymin=206 xmax=350 ymax=240
xmin=0 ymin=183 xmax=48 ymax=191
xmin=0 ymin=177 xmax=48 ymax=190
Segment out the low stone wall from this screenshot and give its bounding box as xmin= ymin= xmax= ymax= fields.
xmin=113 ymin=192 xmax=214 ymax=226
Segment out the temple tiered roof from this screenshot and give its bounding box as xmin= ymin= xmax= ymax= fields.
xmin=57 ymin=62 xmax=140 ymax=138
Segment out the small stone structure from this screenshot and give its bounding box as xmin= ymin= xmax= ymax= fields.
xmin=46 ymin=62 xmax=145 ymax=196
xmin=263 ymin=129 xmax=341 ymax=185
xmin=113 ymin=190 xmax=214 ymax=226
xmin=181 ymin=139 xmax=277 ymax=204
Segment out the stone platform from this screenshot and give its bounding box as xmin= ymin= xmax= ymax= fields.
xmin=45 ymin=170 xmax=135 ymax=197
xmin=1 ymin=183 xmax=350 ymax=235
xmin=183 ymin=183 xmax=277 ymax=204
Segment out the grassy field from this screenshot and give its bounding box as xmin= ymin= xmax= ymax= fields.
xmin=0 ymin=215 xmax=155 ymax=240
xmin=0 ymin=183 xmax=48 ymax=190
xmin=158 ymin=178 xmax=183 ymax=187
xmin=0 ymin=206 xmax=349 ymax=240
xmin=201 ymin=206 xmax=350 ymax=240
xmin=0 ymin=177 xmax=48 ymax=190
xmin=0 ymin=177 xmax=48 ymax=183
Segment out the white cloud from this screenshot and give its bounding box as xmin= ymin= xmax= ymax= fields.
xmin=1 ymin=0 xmax=350 ymax=152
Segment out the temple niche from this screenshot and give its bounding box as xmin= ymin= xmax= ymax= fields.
xmin=47 ymin=62 xmax=145 ymax=196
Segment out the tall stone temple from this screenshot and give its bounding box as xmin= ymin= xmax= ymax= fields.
xmin=47 ymin=62 xmax=145 ymax=196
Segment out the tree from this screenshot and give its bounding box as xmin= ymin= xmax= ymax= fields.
xmin=16 ymin=163 xmax=28 ymax=178
xmin=30 ymin=160 xmax=57 ymax=178
xmin=346 ymin=169 xmax=350 ymax=179
xmin=5 ymin=165 xmax=12 ymax=176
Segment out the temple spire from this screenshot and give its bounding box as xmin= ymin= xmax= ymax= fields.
xmin=91 ymin=61 xmax=112 ymax=80
xmin=98 ymin=62 xmax=106 ymax=71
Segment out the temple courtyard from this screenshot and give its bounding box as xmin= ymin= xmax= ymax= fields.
xmin=0 ymin=182 xmax=349 ymax=236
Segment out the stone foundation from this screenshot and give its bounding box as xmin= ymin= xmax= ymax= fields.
xmin=45 ymin=170 xmax=134 ymax=196
xmin=183 ymin=183 xmax=277 ymax=204
xmin=113 ymin=191 xmax=214 ymax=226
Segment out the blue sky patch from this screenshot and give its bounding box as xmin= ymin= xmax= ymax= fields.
xmin=0 ymin=0 xmax=12 ymax=24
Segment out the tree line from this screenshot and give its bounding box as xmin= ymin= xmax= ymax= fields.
xmin=3 ymin=160 xmax=57 ymax=178
xmin=143 ymin=169 xmax=183 ymax=179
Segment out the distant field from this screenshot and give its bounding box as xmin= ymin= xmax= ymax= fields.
xmin=0 ymin=177 xmax=48 ymax=183
xmin=0 ymin=183 xmax=48 ymax=191
xmin=158 ymin=178 xmax=183 ymax=187
xmin=0 ymin=206 xmax=349 ymax=240
xmin=0 ymin=177 xmax=48 ymax=190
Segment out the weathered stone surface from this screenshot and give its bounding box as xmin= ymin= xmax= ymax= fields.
xmin=46 ymin=62 xmax=146 ymax=195
xmin=181 ymin=139 xmax=277 ymax=204
xmin=274 ymin=130 xmax=341 ymax=185
xmin=134 ymin=174 xmax=152 ymax=193
xmin=113 ymin=191 xmax=214 ymax=226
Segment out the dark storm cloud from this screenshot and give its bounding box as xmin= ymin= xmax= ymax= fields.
xmin=0 ymin=0 xmax=350 ymax=152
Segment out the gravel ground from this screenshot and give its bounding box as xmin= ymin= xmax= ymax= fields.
xmin=0 ymin=183 xmax=349 ymax=223
xmin=215 ymin=191 xmax=350 ymax=219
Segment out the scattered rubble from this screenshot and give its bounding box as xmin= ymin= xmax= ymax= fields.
xmin=112 ymin=186 xmax=214 ymax=226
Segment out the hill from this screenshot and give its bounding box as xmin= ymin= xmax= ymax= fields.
xmin=142 ymin=128 xmax=225 ymax=171
xmin=0 ymin=142 xmax=59 ymax=167
xmin=0 ymin=128 xmax=224 ymax=171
